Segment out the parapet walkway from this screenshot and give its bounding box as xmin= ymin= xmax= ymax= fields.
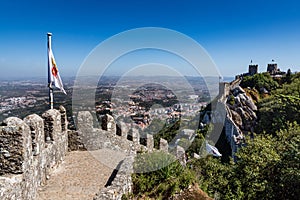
xmin=37 ymin=150 xmax=123 ymax=200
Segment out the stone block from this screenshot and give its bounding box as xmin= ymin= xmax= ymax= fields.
xmin=0 ymin=117 xmax=31 ymax=175
xmin=159 ymin=138 xmax=168 ymax=152
xmin=145 ymin=134 xmax=154 ymax=150
xmin=117 ymin=121 xmax=129 ymax=138
xmin=42 ymin=109 xmax=62 ymax=142
xmin=24 ymin=114 xmax=44 ymax=156
xmin=175 ymin=145 xmax=186 ymax=166
xmin=127 ymin=128 xmax=139 ymax=144
xmin=59 ymin=105 xmax=68 ymax=132
xmin=106 ymin=114 xmax=116 ymax=134
xmin=77 ymin=111 xmax=93 ymax=132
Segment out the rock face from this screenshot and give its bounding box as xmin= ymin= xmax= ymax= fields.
xmin=226 ymin=85 xmax=257 ymax=134
xmin=224 ymin=82 xmax=257 ymax=158
xmin=200 ymin=80 xmax=257 ymax=160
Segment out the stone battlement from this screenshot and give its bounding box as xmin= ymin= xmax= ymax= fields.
xmin=0 ymin=108 xmax=194 ymax=200
xmin=72 ymin=111 xmax=194 ymax=200
xmin=0 ymin=106 xmax=68 ymax=200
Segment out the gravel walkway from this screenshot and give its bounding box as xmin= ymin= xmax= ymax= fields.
xmin=37 ymin=150 xmax=125 ymax=200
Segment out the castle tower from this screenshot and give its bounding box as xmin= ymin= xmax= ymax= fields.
xmin=248 ymin=60 xmax=258 ymax=76
xmin=267 ymin=59 xmax=278 ymax=74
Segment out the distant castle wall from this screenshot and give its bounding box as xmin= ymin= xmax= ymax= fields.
xmin=0 ymin=107 xmax=68 ymax=200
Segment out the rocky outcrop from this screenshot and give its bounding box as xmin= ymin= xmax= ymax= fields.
xmin=200 ymin=80 xmax=257 ymax=160
xmin=226 ymin=85 xmax=257 ymax=134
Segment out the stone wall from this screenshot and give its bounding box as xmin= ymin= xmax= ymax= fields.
xmin=0 ymin=108 xmax=68 ymax=200
xmin=72 ymin=111 xmax=194 ymax=200
xmin=73 ymin=112 xmax=194 ymax=155
xmin=0 ymin=107 xmax=195 ymax=200
xmin=93 ymin=156 xmax=134 ymax=200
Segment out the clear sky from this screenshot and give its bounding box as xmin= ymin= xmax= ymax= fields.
xmin=1 ymin=0 xmax=300 ymax=78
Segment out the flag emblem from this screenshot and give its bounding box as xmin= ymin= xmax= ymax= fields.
xmin=48 ymin=44 xmax=66 ymax=94
xmin=51 ymin=57 xmax=58 ymax=77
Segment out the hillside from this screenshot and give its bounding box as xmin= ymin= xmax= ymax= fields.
xmin=128 ymin=72 xmax=300 ymax=200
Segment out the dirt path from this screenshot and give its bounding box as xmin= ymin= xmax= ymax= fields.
xmin=37 ymin=150 xmax=125 ymax=200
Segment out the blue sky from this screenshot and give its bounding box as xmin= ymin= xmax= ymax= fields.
xmin=0 ymin=0 xmax=300 ymax=78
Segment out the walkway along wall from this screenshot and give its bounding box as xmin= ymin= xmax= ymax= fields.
xmin=72 ymin=111 xmax=194 ymax=200
xmin=0 ymin=107 xmax=194 ymax=200
xmin=0 ymin=107 xmax=68 ymax=200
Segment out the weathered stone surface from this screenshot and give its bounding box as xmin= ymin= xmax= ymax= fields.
xmin=175 ymin=145 xmax=186 ymax=166
xmin=24 ymin=114 xmax=44 ymax=156
xmin=67 ymin=130 xmax=86 ymax=151
xmin=1 ymin=107 xmax=201 ymax=200
xmin=77 ymin=111 xmax=93 ymax=131
xmin=94 ymin=156 xmax=134 ymax=200
xmin=230 ymin=109 xmax=243 ymax=128
xmin=0 ymin=108 xmax=68 ymax=200
xmin=193 ymin=153 xmax=200 ymax=159
xmin=116 ymin=121 xmax=129 ymax=138
xmin=127 ymin=128 xmax=139 ymax=144
xmin=179 ymin=129 xmax=195 ymax=141
xmin=0 ymin=117 xmax=31 ymax=175
xmin=232 ymin=86 xmax=245 ymax=96
xmin=59 ymin=106 xmax=68 ymax=132
xmin=145 ymin=134 xmax=154 ymax=150
xmin=106 ymin=114 xmax=116 ymax=135
xmin=159 ymin=138 xmax=169 ymax=152
xmin=42 ymin=109 xmax=62 ymax=142
xmin=37 ymin=151 xmax=114 ymax=200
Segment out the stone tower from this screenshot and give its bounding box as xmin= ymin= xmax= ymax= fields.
xmin=248 ymin=60 xmax=258 ymax=76
xmin=267 ymin=59 xmax=278 ymax=74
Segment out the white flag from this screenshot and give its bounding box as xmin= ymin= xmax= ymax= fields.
xmin=206 ymin=142 xmax=222 ymax=157
xmin=48 ymin=45 xmax=66 ymax=94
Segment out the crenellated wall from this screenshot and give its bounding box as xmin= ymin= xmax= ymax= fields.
xmin=0 ymin=107 xmax=68 ymax=200
xmin=71 ymin=111 xmax=194 ymax=199
xmin=75 ymin=112 xmax=194 ymax=157
xmin=1 ymin=108 xmax=194 ymax=200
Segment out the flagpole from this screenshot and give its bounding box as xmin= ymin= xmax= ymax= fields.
xmin=47 ymin=32 xmax=54 ymax=109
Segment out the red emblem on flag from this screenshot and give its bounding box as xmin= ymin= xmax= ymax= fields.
xmin=51 ymin=57 xmax=58 ymax=77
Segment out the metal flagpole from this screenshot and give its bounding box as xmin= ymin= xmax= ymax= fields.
xmin=47 ymin=32 xmax=54 ymax=109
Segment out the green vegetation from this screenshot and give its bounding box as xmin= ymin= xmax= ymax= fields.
xmin=130 ymin=151 xmax=195 ymax=199
xmin=129 ymin=72 xmax=300 ymax=200
xmin=240 ymin=73 xmax=279 ymax=94
xmin=153 ymin=119 xmax=180 ymax=149
xmin=192 ymin=123 xmax=300 ymax=200
xmin=129 ymin=123 xmax=299 ymax=199
xmin=257 ymin=94 xmax=300 ymax=134
xmin=257 ymin=72 xmax=300 ymax=134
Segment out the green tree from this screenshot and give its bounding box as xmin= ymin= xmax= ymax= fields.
xmin=240 ymin=73 xmax=279 ymax=93
xmin=257 ymin=94 xmax=300 ymax=134
xmin=272 ymin=123 xmax=300 ymax=199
